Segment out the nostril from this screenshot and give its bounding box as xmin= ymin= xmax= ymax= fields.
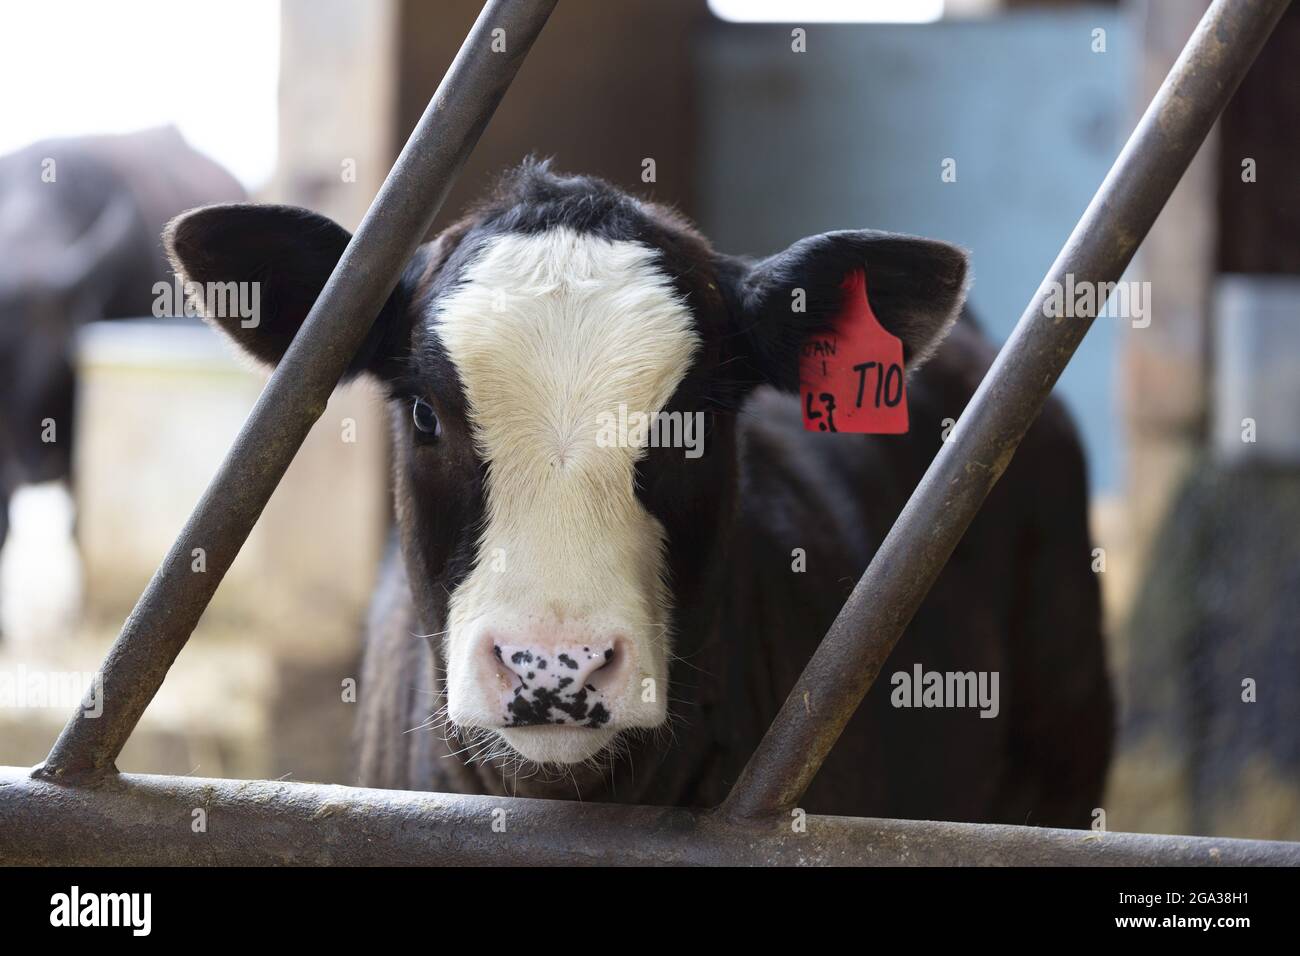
xmin=584 ymin=641 xmax=624 ymax=693
xmin=492 ymin=644 xmax=540 ymax=686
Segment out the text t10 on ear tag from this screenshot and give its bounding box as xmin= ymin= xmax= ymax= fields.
xmin=800 ymin=270 xmax=908 ymax=434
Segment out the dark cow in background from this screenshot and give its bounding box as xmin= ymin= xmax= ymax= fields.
xmin=168 ymin=162 xmax=1113 ymax=826
xmin=0 ymin=127 xmax=244 ymax=641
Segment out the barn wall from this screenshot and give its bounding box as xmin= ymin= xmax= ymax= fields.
xmin=395 ymin=0 xmax=709 ymax=235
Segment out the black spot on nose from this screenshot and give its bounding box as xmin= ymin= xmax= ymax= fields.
xmin=587 ymin=703 xmax=611 ymax=728
xmin=492 ymin=642 xmax=620 ymax=729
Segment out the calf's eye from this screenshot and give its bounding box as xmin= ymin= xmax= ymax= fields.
xmin=412 ymin=398 xmax=441 ymax=439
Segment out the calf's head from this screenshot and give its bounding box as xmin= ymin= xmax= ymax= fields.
xmin=166 ymin=163 xmax=967 ymax=767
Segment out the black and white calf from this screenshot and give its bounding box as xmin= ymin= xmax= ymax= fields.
xmin=167 ymin=162 xmax=1112 ymax=825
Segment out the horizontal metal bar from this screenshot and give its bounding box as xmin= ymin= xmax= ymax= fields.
xmin=721 ymin=0 xmax=1293 ymax=820
xmin=39 ymin=0 xmax=559 ymax=780
xmin=1 ymin=767 xmax=1296 ymax=866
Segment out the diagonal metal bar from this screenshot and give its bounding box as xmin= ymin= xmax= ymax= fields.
xmin=3 ymin=766 xmax=1298 ymax=866
xmin=38 ymin=0 xmax=559 ymax=780
xmin=721 ymin=0 xmax=1292 ymax=820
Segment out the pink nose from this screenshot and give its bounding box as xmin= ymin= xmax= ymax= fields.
xmin=488 ymin=639 xmax=626 ymax=728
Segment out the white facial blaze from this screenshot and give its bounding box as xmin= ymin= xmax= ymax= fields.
xmin=435 ymin=228 xmax=700 ymax=762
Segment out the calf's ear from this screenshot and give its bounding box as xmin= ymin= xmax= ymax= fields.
xmin=720 ymin=230 xmax=969 ymax=392
xmin=163 ymin=203 xmax=413 ymax=380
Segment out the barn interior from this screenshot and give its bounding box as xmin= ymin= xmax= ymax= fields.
xmin=0 ymin=0 xmax=1297 ymax=842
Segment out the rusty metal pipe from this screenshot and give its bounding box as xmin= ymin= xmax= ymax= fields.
xmin=721 ymin=0 xmax=1292 ymax=820
xmin=39 ymin=0 xmax=559 ymax=780
xmin=2 ymin=766 xmax=1296 ymax=866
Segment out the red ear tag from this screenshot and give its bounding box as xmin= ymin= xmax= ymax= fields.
xmin=800 ymin=270 xmax=908 ymax=434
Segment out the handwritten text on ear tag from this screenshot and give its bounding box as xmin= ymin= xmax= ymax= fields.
xmin=800 ymin=270 xmax=908 ymax=434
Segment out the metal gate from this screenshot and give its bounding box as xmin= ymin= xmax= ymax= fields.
xmin=2 ymin=0 xmax=1298 ymax=866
